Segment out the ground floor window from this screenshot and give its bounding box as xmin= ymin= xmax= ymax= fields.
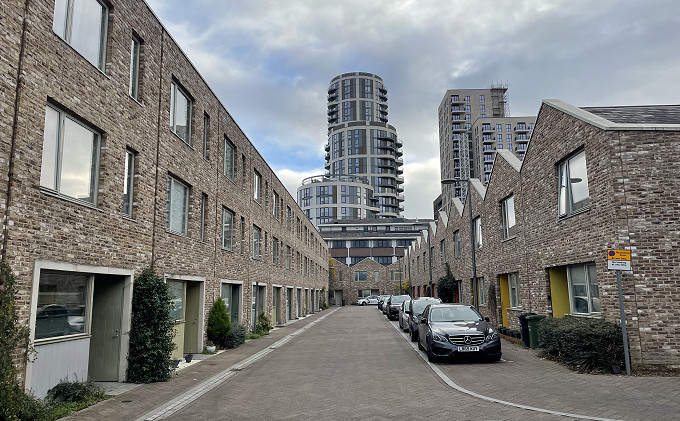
xmin=358 ymin=289 xmax=379 ymax=298
xmin=221 ymin=282 xmax=242 ymax=323
xmin=472 ymin=277 xmax=486 ymax=306
xmin=167 ymin=280 xmax=186 ymax=322
xmin=509 ymin=272 xmax=521 ymax=308
xmin=567 ymin=263 xmax=600 ymax=315
xmin=35 ymin=271 xmax=90 ymax=340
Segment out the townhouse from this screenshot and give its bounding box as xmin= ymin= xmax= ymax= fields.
xmin=405 ymin=99 xmax=680 ymax=370
xmin=1 ymin=0 xmax=328 ymax=397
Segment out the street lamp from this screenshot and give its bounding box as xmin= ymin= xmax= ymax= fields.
xmin=441 ymin=178 xmax=478 ymax=310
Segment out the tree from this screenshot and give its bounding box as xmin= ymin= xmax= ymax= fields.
xmin=436 ymin=263 xmax=457 ymax=303
xmin=207 ymin=297 xmax=231 ymax=348
xmin=127 ymin=268 xmax=175 ymax=383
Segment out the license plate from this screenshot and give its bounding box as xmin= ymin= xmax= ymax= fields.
xmin=457 ymin=346 xmax=479 ymax=352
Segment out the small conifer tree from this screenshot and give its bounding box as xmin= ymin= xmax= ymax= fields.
xmin=207 ymin=297 xmax=231 ymax=348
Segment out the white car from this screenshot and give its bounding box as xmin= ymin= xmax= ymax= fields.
xmin=357 ymin=295 xmax=380 ymax=306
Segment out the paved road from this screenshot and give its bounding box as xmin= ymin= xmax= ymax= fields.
xmin=69 ymin=306 xmax=680 ymax=420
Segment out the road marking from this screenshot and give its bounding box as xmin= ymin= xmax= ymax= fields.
xmin=136 ymin=309 xmax=339 ymax=421
xmin=388 ymin=320 xmax=620 ymax=421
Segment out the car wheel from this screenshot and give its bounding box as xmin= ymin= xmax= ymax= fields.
xmin=410 ymin=329 xmax=418 ymax=342
xmin=417 ymin=337 xmax=424 ymax=350
xmin=361 ymin=302 xmax=366 ymax=306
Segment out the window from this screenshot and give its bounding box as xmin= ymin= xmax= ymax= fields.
xmin=252 ymin=225 xmax=261 ymax=258
xmin=286 ymin=206 xmax=292 ymax=230
xmin=473 ymin=217 xmax=482 ymax=250
xmin=53 ymin=0 xmax=107 ymax=69
xmin=41 ymin=105 xmax=100 ymax=204
xmin=506 ymin=124 xmax=512 ymax=132
xmin=479 ymin=95 xmax=485 ymax=103
xmin=500 ymin=195 xmax=516 ymax=240
xmin=373 ymin=271 xmax=379 ymax=282
xmin=167 ymin=280 xmax=185 ymax=321
xmin=203 ymin=113 xmax=210 ymax=159
xmin=440 ymin=240 xmax=446 ymax=263
xmin=355 ymin=271 xmax=367 ymax=282
xmin=253 ymin=170 xmax=261 ymax=203
xmin=509 ymin=272 xmax=521 ymax=308
xmin=272 ymin=237 xmax=279 ymax=264
xmin=559 ymin=150 xmax=590 ymax=217
xmin=568 ymin=263 xmax=600 ymax=315
xmin=200 ymin=193 xmax=207 ymax=242
xmin=170 ymin=81 xmax=192 ymax=144
xmin=35 ymin=271 xmax=89 ymax=340
xmin=286 ymin=245 xmax=291 ymax=269
xmin=223 ymin=138 xmax=235 ymax=180
xmin=241 ymin=155 xmax=246 ymax=189
xmin=166 ymin=176 xmax=189 ymax=235
xmin=476 ymin=277 xmax=486 ymax=306
xmin=352 ymin=240 xmax=369 ymax=248
xmin=222 ymin=208 xmax=234 ymax=250
xmin=122 ymin=149 xmax=136 ymax=216
xmin=273 ymin=191 xmax=280 ymax=218
xmin=129 ymin=36 xmax=141 ymax=99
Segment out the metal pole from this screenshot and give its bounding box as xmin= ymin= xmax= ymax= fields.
xmin=428 ymin=233 xmax=433 ymax=297
xmin=253 ymin=281 xmax=259 ymax=334
xmin=399 ymin=268 xmax=403 ymax=295
xmin=617 ymin=270 xmax=631 ymax=375
xmin=468 ymin=178 xmax=478 ymax=310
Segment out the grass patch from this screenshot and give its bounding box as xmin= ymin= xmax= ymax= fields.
xmin=245 ymin=333 xmax=261 ymax=340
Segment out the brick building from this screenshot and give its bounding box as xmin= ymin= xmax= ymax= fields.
xmin=1 ymin=0 xmax=328 ymax=397
xmin=405 ymin=99 xmax=680 ymax=370
xmin=329 ymin=258 xmax=404 ymax=306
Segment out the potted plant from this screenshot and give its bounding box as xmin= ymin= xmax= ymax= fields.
xmin=205 ymin=341 xmax=216 ymax=352
xmin=184 ymin=353 xmax=193 ymax=363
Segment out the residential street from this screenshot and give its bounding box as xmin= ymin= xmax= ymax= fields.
xmin=69 ymin=306 xmax=680 ymax=421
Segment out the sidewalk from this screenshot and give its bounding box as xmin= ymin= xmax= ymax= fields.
xmin=65 ymin=311 xmax=330 ymax=421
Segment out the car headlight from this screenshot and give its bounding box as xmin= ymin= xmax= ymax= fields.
xmin=485 ymin=329 xmax=499 ymax=342
xmin=432 ymin=331 xmax=446 ymax=342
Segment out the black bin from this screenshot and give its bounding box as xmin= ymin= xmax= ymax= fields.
xmin=341 ymin=299 xmax=345 ymax=306
xmin=518 ymin=312 xmax=536 ymax=347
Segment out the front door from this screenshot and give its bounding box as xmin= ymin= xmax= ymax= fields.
xmin=184 ymin=282 xmax=200 ymax=354
xmin=286 ymin=288 xmax=292 ymax=321
xmin=334 ymin=290 xmax=343 ymax=306
xmin=89 ymin=276 xmax=123 ymax=381
xmin=168 ymin=280 xmax=186 ymax=360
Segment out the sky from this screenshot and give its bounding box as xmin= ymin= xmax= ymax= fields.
xmin=145 ymin=0 xmax=680 ymax=219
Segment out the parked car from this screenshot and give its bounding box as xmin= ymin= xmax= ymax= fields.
xmin=357 ymin=295 xmax=380 ymax=306
xmin=407 ymin=297 xmax=442 ymax=341
xmin=417 ymin=304 xmax=501 ymax=362
xmin=386 ymin=295 xmax=411 ymax=320
xmin=378 ymin=295 xmax=390 ymax=312
xmin=398 ymin=299 xmax=412 ymax=331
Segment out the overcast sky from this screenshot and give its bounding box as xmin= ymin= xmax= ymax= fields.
xmin=146 ymin=0 xmax=680 ymax=219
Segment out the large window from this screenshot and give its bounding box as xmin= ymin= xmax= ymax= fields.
xmin=223 ymin=138 xmax=235 ymax=180
xmin=253 ymin=170 xmax=262 ymax=203
xmin=221 ymin=283 xmax=241 ymax=323
xmin=222 ymin=208 xmax=234 ymax=250
xmin=166 ymin=176 xmax=189 ymax=235
xmin=272 ymin=237 xmax=279 ymax=265
xmin=122 ymin=149 xmax=136 ymax=216
xmin=167 ymin=280 xmax=185 ymax=322
xmin=199 ymin=193 xmax=207 ymax=242
xmin=129 ymin=36 xmax=141 ymax=99
xmin=558 ymin=150 xmax=590 ymax=217
xmin=286 ymin=245 xmax=291 ymax=269
xmin=500 ymin=195 xmax=516 ymax=240
xmin=202 ymin=113 xmax=210 ymax=159
xmin=473 ymin=217 xmax=482 ymax=250
xmin=476 ymin=277 xmax=486 ymax=306
xmin=170 ymin=81 xmax=192 ymax=144
xmin=273 ymin=191 xmax=280 ymax=218
xmin=35 ymin=271 xmax=89 ymax=341
xmin=440 ymin=240 xmax=446 ymax=263
xmin=355 ymin=271 xmax=367 ymax=282
xmin=41 ymin=106 xmax=100 ymax=205
xmin=509 ymin=272 xmax=521 ymax=308
xmin=454 ymin=231 xmax=460 ymax=258
xmin=252 ymin=225 xmax=261 ymax=258
xmin=568 ymin=263 xmax=600 ymax=315
xmin=53 ymin=0 xmax=108 ymax=69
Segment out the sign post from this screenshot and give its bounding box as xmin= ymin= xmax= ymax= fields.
xmin=608 ymin=249 xmax=631 ymax=375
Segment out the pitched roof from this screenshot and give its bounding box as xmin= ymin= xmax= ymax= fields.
xmin=581 ymin=105 xmax=680 ymax=125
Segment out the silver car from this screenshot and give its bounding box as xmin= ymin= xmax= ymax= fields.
xmin=357 ymin=295 xmax=379 ymax=306
xmin=399 ymin=299 xmax=412 ymax=331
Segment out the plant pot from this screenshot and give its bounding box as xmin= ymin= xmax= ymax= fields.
xmin=184 ymin=353 xmax=193 ymax=363
xmin=205 ymin=345 xmax=216 ymax=352
xmin=171 ymin=359 xmax=181 ymax=369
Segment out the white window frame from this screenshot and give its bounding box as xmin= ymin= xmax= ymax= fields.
xmin=222 ymin=207 xmax=234 ymax=250
xmin=129 ymin=35 xmax=141 ymax=99
xmin=170 ymin=81 xmax=192 ymax=144
xmin=272 ymin=237 xmax=279 ymax=265
xmin=273 ymin=191 xmax=280 ymax=218
xmin=52 ymin=0 xmax=108 ymax=69
xmin=122 ymin=149 xmax=135 ymax=217
xmin=558 ymin=150 xmax=591 ymax=217
xmin=508 ymin=272 xmax=521 ymax=308
xmin=40 ymin=105 xmax=100 ymax=205
xmin=567 ymin=263 xmax=600 ymax=315
xmin=355 ymin=271 xmax=367 ymax=282
xmin=223 ymin=138 xmax=235 ymax=180
xmin=477 ymin=277 xmax=486 ymax=306
xmin=253 ymin=170 xmax=262 ymax=203
xmin=440 ymin=239 xmax=446 ymax=263
xmin=473 ymin=217 xmax=482 ymax=250
xmin=453 ymin=230 xmax=460 ymax=258
xmin=252 ymin=225 xmax=261 ymax=259
xmin=500 ymin=195 xmax=516 ymax=240
xmin=166 ymin=176 xmax=189 ymax=235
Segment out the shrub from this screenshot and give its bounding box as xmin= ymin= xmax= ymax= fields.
xmin=0 ymin=260 xmax=48 ymax=420
xmin=256 ymin=311 xmax=272 ymax=335
xmin=127 ymin=268 xmax=175 ymax=383
xmin=207 ymin=297 xmax=231 ymax=348
xmin=537 ymin=316 xmax=624 ymax=371
xmin=224 ymin=323 xmax=246 ymax=349
xmin=436 ymin=263 xmax=456 ymax=303
xmin=46 ymin=380 xmax=105 ymax=404
xmin=245 ymin=333 xmax=260 ymax=340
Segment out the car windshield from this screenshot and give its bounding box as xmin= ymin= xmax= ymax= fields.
xmin=390 ymin=296 xmax=408 ymax=304
xmin=401 ymin=300 xmax=411 ymax=309
xmin=412 ymin=300 xmax=438 ymax=315
xmin=429 ymin=306 xmax=481 ymax=322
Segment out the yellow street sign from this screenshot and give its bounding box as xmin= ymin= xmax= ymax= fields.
xmin=607 ymin=250 xmax=630 ymax=261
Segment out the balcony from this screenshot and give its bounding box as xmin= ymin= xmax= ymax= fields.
xmin=484 ymin=154 xmax=494 ymax=163
xmin=396 ymin=175 xmax=404 ymax=183
xmin=395 ymin=157 xmax=403 ymax=166
xmin=328 ymin=116 xmax=339 ymax=124
xmin=515 ymin=136 xmax=529 ymax=143
xmin=379 ymin=116 xmax=388 ymax=123
xmin=397 ymin=184 xmax=404 ymax=192
xmin=325 ymin=152 xmax=330 ymax=160
xmin=515 ymin=125 xmax=530 ymax=132
xmin=395 ymin=138 xmax=403 ymax=147
xmin=396 ymin=166 xmax=403 ymax=175
xmin=328 ymin=86 xmax=338 ymax=94
xmin=324 ymin=161 xmax=331 ymax=170
xmin=481 ymin=125 xmax=493 ymax=134
xmin=451 ymin=114 xmax=464 ymax=123
xmin=482 ymin=136 xmax=494 ymax=144
xmin=324 ymin=143 xmax=330 ymax=151
xmin=396 ymin=194 xmax=405 ymax=202
xmin=451 ymin=124 xmax=465 ymax=132
xmin=396 ymin=148 xmax=403 ymax=157
xmin=327 ymin=92 xmax=339 ymax=102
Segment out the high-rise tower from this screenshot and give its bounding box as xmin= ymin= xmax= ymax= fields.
xmin=298 ymin=72 xmax=404 ymax=226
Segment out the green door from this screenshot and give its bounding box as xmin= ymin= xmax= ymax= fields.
xmin=89 ymin=276 xmax=123 ymax=381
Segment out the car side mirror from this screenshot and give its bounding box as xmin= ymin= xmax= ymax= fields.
xmin=484 ymin=317 xmax=490 ymax=322
xmin=405 ymin=310 xmax=411 ymax=314
xmin=419 ymin=319 xmax=427 ymax=324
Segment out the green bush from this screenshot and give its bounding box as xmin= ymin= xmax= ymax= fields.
xmin=256 ymin=311 xmax=272 ymax=335
xmin=245 ymin=333 xmax=260 ymax=340
xmin=224 ymin=323 xmax=246 ymax=349
xmin=537 ymin=316 xmax=624 ymax=371
xmin=45 ymin=380 xmax=105 ymax=405
xmin=0 ymin=260 xmax=48 ymax=420
xmin=127 ymin=268 xmax=175 ymax=383
xmin=206 ymin=297 xmax=231 ymax=348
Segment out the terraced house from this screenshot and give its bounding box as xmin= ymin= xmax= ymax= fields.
xmin=405 ymin=99 xmax=680 ymax=370
xmin=1 ymin=0 xmax=328 ymax=398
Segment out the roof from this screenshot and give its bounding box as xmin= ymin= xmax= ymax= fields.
xmin=581 ymin=105 xmax=680 ymax=125
xmin=320 ymin=218 xmax=433 ymax=226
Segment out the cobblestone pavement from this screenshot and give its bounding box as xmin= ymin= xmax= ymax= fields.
xmin=66 ymin=306 xmax=680 ymax=420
